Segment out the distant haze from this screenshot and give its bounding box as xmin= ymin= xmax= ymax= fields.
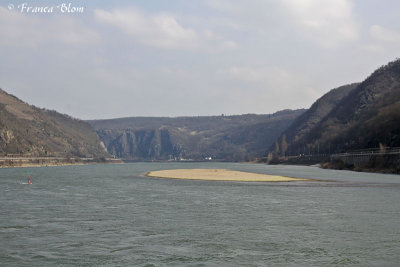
xmin=1 ymin=0 xmax=399 ymax=119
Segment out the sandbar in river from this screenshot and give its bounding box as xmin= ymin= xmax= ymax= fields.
xmin=146 ymin=169 xmax=310 ymax=182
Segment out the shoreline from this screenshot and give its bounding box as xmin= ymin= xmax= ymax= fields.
xmin=0 ymin=158 xmax=123 ymax=168
xmin=146 ymin=169 xmax=310 ymax=182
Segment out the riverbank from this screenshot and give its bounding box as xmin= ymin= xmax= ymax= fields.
xmin=146 ymin=169 xmax=310 ymax=182
xmin=262 ymin=154 xmax=400 ymax=174
xmin=321 ymin=159 xmax=400 ymax=174
xmin=0 ymin=157 xmax=123 ymax=168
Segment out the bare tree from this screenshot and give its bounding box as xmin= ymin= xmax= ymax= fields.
xmin=275 ymin=140 xmax=280 ymax=155
xmin=281 ymin=135 xmax=288 ymax=157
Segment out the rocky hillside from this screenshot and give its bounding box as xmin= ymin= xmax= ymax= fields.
xmin=273 ymin=83 xmax=358 ymax=155
xmin=88 ymin=110 xmax=305 ymax=161
xmin=0 ymin=89 xmax=109 ymax=158
xmin=274 ymin=58 xmax=400 ymax=156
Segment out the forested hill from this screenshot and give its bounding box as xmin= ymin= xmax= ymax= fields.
xmin=273 ymin=58 xmax=400 ymax=156
xmin=0 ymin=89 xmax=109 ymax=158
xmin=88 ymin=110 xmax=305 ymax=161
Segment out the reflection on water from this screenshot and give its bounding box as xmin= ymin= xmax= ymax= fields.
xmin=1 ymin=163 xmax=400 ymax=266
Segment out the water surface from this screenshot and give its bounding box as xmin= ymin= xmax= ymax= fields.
xmin=1 ymin=162 xmax=400 ymax=266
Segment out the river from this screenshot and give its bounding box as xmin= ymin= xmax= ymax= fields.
xmin=1 ymin=162 xmax=399 ymax=266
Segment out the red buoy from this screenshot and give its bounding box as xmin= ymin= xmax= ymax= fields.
xmin=28 ymin=175 xmax=31 ymax=185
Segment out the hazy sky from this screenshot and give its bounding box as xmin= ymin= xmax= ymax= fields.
xmin=1 ymin=0 xmax=399 ymax=119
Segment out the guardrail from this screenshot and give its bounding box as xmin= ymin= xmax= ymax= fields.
xmin=330 ymin=147 xmax=400 ymax=166
xmin=331 ymin=147 xmax=400 ymax=157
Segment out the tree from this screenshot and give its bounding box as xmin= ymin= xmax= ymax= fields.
xmin=267 ymin=152 xmax=273 ymax=163
xmin=281 ymin=135 xmax=288 ymax=157
xmin=379 ymin=142 xmax=386 ymax=153
xmin=275 ymin=140 xmax=280 ymax=154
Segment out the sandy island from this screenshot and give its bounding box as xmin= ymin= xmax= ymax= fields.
xmin=146 ymin=169 xmax=310 ymax=182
